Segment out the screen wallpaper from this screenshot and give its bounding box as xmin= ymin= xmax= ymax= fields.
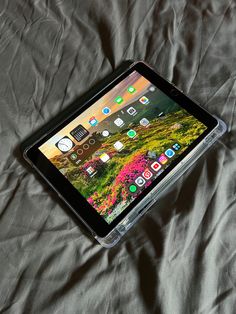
xmin=39 ymin=71 xmax=207 ymax=224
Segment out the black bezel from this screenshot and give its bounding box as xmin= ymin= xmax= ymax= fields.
xmin=24 ymin=61 xmax=218 ymax=237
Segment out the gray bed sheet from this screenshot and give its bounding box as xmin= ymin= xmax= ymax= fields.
xmin=0 ymin=0 xmax=236 ymax=313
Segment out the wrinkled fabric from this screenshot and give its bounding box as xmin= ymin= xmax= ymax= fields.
xmin=0 ymin=1 xmax=236 ymax=313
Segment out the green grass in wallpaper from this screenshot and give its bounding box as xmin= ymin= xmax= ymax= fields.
xmin=50 ymin=109 xmax=206 ymax=222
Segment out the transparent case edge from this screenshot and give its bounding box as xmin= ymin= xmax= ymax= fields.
xmin=95 ymin=117 xmax=227 ymax=248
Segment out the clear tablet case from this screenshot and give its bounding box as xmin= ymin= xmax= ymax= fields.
xmin=95 ymin=117 xmax=227 ymax=248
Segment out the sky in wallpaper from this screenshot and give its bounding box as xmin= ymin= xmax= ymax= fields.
xmin=39 ymin=71 xmax=150 ymax=159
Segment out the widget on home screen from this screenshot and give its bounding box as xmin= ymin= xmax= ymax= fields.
xmin=67 ymin=135 xmax=101 ymax=165
xmin=56 ymin=136 xmax=75 ymax=153
xmin=70 ymin=125 xmax=89 ymax=142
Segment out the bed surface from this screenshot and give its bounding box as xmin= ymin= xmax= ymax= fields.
xmin=0 ymin=1 xmax=235 ymax=313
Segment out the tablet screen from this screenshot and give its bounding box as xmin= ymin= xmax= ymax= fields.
xmin=39 ymin=71 xmax=207 ymax=224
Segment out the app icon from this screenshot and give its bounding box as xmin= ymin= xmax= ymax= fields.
xmin=127 ymin=129 xmax=136 ymax=138
xmin=114 ymin=118 xmax=124 ymax=127
xmin=102 ymin=130 xmax=110 ymax=137
xmin=127 ymin=86 xmax=136 ymax=93
xmin=86 ymin=166 xmax=97 ymax=177
xmin=100 ymin=153 xmax=110 ymax=163
xmin=70 ymin=153 xmax=77 ymax=161
xmin=89 ymin=116 xmax=98 ymax=126
xmin=129 ymin=184 xmax=137 ymax=193
xmin=173 ymin=143 xmax=181 ymax=151
xmin=114 ymin=141 xmax=124 ymax=151
xmin=142 ymin=169 xmax=153 ymax=180
xmin=70 ymin=124 xmax=89 ymax=142
xmin=151 ymin=161 xmax=161 ymax=172
xmin=158 ymin=153 xmax=168 ymax=165
xmin=135 ymin=176 xmax=146 ymax=187
xmin=114 ymin=96 xmax=123 ymax=104
xmin=149 ymin=86 xmax=155 ymax=92
xmin=127 ymin=107 xmax=137 ymax=116
xmin=140 ymin=118 xmax=150 ymax=127
xmin=102 ymin=107 xmax=111 ymax=115
xmin=56 ymin=136 xmax=75 ymax=153
xmin=139 ymin=96 xmax=149 ymax=104
xmin=165 ymin=148 xmax=175 ymax=158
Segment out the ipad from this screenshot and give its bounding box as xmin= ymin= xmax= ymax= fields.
xmin=23 ymin=61 xmax=223 ymax=244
